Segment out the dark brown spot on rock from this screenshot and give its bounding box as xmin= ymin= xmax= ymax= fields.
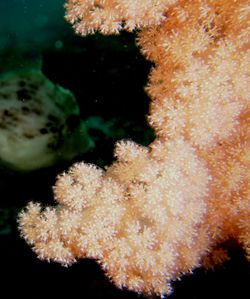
xmin=40 ymin=128 xmax=48 ymax=134
xmin=4 ymin=110 xmax=13 ymax=117
xmin=17 ymin=89 xmax=32 ymax=101
xmin=21 ymin=106 xmax=30 ymax=113
xmin=23 ymin=132 xmax=35 ymax=139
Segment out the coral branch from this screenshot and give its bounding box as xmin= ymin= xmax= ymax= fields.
xmin=19 ymin=0 xmax=249 ymax=297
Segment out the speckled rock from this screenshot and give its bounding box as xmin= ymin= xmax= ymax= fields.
xmin=0 ymin=70 xmax=92 ymax=171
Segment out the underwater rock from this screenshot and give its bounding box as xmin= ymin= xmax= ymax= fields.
xmin=0 ymin=70 xmax=92 ymax=172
